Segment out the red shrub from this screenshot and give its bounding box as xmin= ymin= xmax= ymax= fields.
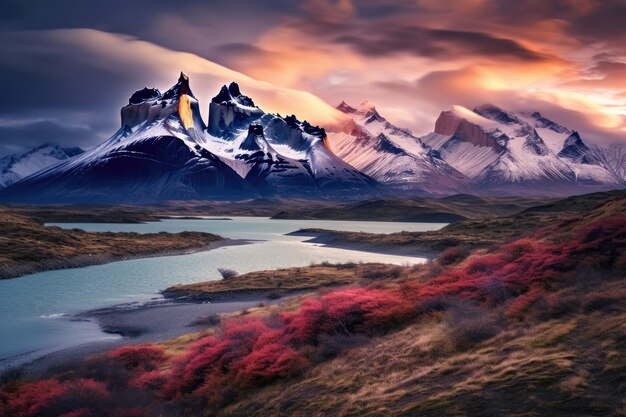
xmin=1 ymin=378 xmax=109 ymax=417
xmin=59 ymin=408 xmax=93 ymax=417
xmin=233 ymin=343 xmax=308 ymax=386
xmin=281 ymin=299 xmax=327 ymax=344
xmin=129 ymin=370 xmax=169 ymax=391
xmin=0 ymin=379 xmax=65 ymax=417
xmin=109 ymin=345 xmax=168 ymax=371
xmin=7 ymin=214 xmax=623 ymax=413
xmin=167 ymin=318 xmax=279 ymax=396
xmin=109 ymin=407 xmax=156 ymax=417
xmin=438 ymin=245 xmax=470 ymax=266
xmin=464 ymin=254 xmax=504 ymax=276
xmin=500 ymin=238 xmax=539 ymax=262
xmin=282 ymin=288 xmax=414 ymax=344
xmin=505 ymin=287 xmax=544 ymax=319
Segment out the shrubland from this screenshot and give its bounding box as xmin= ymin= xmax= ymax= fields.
xmin=1 ymin=194 xmax=624 ymax=416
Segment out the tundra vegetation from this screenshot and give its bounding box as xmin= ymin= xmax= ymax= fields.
xmin=1 ymin=193 xmax=624 ymax=416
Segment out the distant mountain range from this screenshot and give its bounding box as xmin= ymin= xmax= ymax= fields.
xmin=420 ymin=104 xmax=625 ymax=195
xmin=0 ymin=73 xmax=623 ymax=203
xmin=0 ymin=144 xmax=83 ymax=188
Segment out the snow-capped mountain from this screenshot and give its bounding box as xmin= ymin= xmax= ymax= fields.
xmin=0 ymin=74 xmax=380 ymax=203
xmin=203 ymin=82 xmax=381 ymax=198
xmin=326 ymin=101 xmax=473 ymax=195
xmin=2 ymin=72 xmax=622 ymax=203
xmin=421 ymin=104 xmax=625 ymax=195
xmin=0 ymin=73 xmax=251 ymax=203
xmin=0 ymin=144 xmax=83 ymax=188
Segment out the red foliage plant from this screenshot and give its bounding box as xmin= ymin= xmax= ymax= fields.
xmin=109 ymin=345 xmax=168 ymax=371
xmin=3 ymin=213 xmax=624 ymax=413
xmin=0 ymin=378 xmax=108 ymax=417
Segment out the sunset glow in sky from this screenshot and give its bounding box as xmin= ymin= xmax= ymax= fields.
xmin=1 ymin=0 xmax=625 ymax=155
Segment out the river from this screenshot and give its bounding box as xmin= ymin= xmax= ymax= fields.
xmin=0 ymin=217 xmax=446 ymax=367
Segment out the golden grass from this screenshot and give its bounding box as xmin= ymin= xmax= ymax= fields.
xmin=215 ymin=305 xmax=625 ymax=417
xmin=0 ymin=207 xmax=223 ymax=278
xmin=163 ymin=263 xmax=398 ymax=299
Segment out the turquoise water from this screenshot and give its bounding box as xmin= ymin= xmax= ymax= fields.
xmin=0 ymin=217 xmax=446 ymax=365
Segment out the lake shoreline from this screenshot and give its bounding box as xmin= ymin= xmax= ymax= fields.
xmin=0 ymin=239 xmax=249 ymax=280
xmin=289 ymin=229 xmax=441 ymax=260
xmin=13 ymin=294 xmax=279 ymax=378
xmin=1 ymin=216 xmax=444 ymax=378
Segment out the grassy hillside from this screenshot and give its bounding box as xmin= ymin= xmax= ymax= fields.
xmin=295 ymin=190 xmax=626 ymax=252
xmin=271 ymin=194 xmax=548 ymax=222
xmin=163 ymin=263 xmax=405 ymax=301
xmin=0 ymin=207 xmax=223 ymax=279
xmin=8 ymin=194 xmax=555 ymax=224
xmin=2 ymin=191 xmax=624 ymax=416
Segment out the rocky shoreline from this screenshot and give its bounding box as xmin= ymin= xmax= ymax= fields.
xmin=0 ymin=239 xmax=247 ymax=280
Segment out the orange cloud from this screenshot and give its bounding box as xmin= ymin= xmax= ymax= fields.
xmin=46 ymin=29 xmax=351 ymax=130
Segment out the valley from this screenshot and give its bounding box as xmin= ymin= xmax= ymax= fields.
xmin=1 ymin=190 xmax=623 ymax=417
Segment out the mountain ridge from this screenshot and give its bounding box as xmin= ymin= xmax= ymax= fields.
xmin=0 ymin=75 xmax=624 ymax=202
xmin=0 ymin=74 xmax=381 ymax=203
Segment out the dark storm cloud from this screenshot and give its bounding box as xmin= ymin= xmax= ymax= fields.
xmin=334 ymin=26 xmax=547 ymax=61
xmin=0 ymin=29 xmax=175 ymax=156
xmin=0 ymin=0 xmax=299 ymax=67
xmin=487 ymin=0 xmax=626 ymax=40
xmin=0 ymin=120 xmax=95 ymax=155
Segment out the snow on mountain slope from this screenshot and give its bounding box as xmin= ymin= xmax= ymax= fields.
xmin=591 ymin=143 xmax=626 ymax=181
xmin=0 ymin=144 xmax=84 ymax=188
xmin=0 ymin=73 xmax=250 ymax=203
xmin=204 ymin=83 xmax=382 ymax=198
xmin=226 ymin=123 xmax=320 ymax=196
xmin=326 ymin=101 xmax=473 ymax=195
xmin=421 ymin=104 xmax=624 ymax=194
xmin=1 ymin=75 xmax=381 ymax=203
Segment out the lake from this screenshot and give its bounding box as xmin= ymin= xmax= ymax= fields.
xmin=0 ymin=217 xmax=446 ymax=367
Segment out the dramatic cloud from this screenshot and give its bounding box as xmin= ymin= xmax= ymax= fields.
xmin=0 ymin=0 xmax=624 ymax=155
xmin=0 ymin=28 xmax=348 ymax=156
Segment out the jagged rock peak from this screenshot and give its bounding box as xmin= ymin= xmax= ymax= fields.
xmin=212 ymin=81 xmax=255 ymax=107
xmin=248 ymin=123 xmax=264 ymax=136
xmin=162 ymin=71 xmax=194 ymax=100
xmin=359 ymin=100 xmax=377 ymax=112
xmin=531 ymin=111 xmax=571 ymax=134
xmin=282 ymin=114 xmax=326 ymax=138
xmin=336 ymin=101 xmax=357 ymax=114
xmin=228 ymin=81 xmax=242 ymax=97
xmin=128 ymin=87 xmax=161 ymax=105
xmin=523 ymin=128 xmax=550 ymax=156
xmin=563 ymin=131 xmax=585 ymax=148
xmin=473 ymin=104 xmax=519 ymax=124
xmin=558 ymin=131 xmax=595 ymax=164
xmin=434 ymin=109 xmax=505 ymax=152
xmin=240 ymin=124 xmax=265 ymax=151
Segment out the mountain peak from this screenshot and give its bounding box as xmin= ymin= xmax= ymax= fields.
xmin=563 ymin=131 xmax=584 ymax=148
xmin=473 ymin=104 xmax=519 ymax=125
xmin=434 ymin=109 xmax=505 ymax=152
xmin=128 ymin=87 xmax=161 ymax=105
xmin=211 ymin=81 xmax=255 ymax=107
xmin=558 ymin=131 xmax=595 ymax=164
xmin=162 ymin=71 xmax=194 ymax=100
xmin=336 ymin=101 xmax=357 ymax=114
xmin=228 ymin=81 xmax=242 ymax=97
xmin=530 ymin=111 xmax=571 ymax=134
xmin=240 ymin=124 xmax=266 ymax=151
xmin=359 ymin=100 xmax=377 ymax=112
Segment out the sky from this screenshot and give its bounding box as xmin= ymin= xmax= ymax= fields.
xmin=1 ymin=0 xmax=625 ymax=156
